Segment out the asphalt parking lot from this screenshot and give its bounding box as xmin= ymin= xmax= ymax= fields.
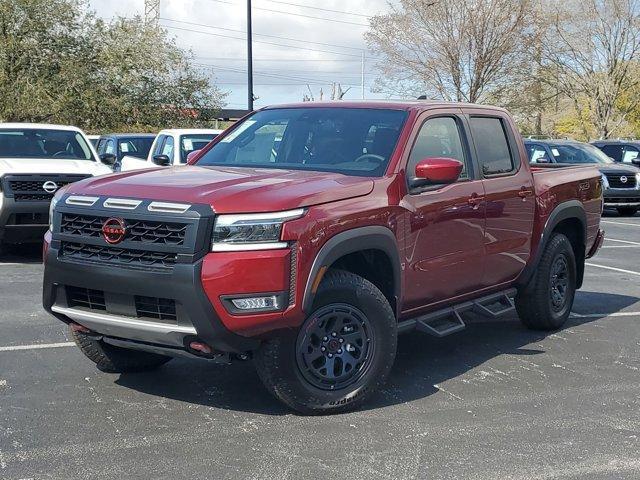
xmin=1 ymin=213 xmax=639 ymax=480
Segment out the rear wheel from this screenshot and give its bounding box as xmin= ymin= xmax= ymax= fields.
xmin=516 ymin=233 xmax=577 ymax=331
xmin=254 ymin=269 xmax=397 ymax=415
xmin=71 ymin=328 xmax=172 ymax=373
xmin=617 ymin=207 xmax=638 ymax=217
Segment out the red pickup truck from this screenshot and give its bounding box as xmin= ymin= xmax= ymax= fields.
xmin=43 ymin=101 xmax=604 ymax=414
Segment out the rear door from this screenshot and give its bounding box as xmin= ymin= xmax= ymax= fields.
xmin=465 ymin=110 xmax=535 ymax=288
xmin=401 ymin=108 xmax=487 ymax=313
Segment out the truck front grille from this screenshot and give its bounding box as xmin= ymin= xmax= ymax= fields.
xmin=65 ymin=286 xmax=177 ymax=323
xmin=66 ymin=286 xmax=107 ymax=311
xmin=5 ymin=175 xmax=90 ymax=201
xmin=61 ymin=214 xmax=188 ymax=246
xmin=135 ymin=296 xmax=177 ymax=322
xmin=60 ymin=242 xmax=177 ymax=270
xmin=605 ymin=173 xmax=637 ymax=189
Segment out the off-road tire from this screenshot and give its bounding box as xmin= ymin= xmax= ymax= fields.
xmin=71 ymin=329 xmax=172 ymax=373
xmin=617 ymin=207 xmax=638 ymax=217
xmin=516 ymin=233 xmax=577 ymax=331
xmin=254 ymin=269 xmax=397 ymax=415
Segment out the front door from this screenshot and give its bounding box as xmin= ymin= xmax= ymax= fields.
xmin=401 ymin=110 xmax=486 ymax=314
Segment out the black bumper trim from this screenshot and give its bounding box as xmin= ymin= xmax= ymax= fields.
xmin=43 ymin=244 xmax=260 ymax=353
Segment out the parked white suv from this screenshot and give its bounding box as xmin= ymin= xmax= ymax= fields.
xmin=120 ymin=128 xmax=222 ymax=171
xmin=0 ymin=123 xmax=112 ymax=248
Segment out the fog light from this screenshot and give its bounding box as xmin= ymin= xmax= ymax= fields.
xmin=221 ymin=292 xmax=287 ymax=315
xmin=231 ymin=295 xmax=280 ymax=310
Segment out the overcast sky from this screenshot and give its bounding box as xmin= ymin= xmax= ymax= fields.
xmin=88 ymin=0 xmax=394 ymax=109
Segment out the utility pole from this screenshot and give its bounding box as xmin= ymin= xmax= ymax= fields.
xmin=247 ymin=0 xmax=254 ymax=111
xmin=144 ymin=0 xmax=160 ymax=28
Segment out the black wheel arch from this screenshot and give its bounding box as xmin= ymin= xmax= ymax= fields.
xmin=518 ymin=200 xmax=587 ymax=290
xmin=301 ymin=226 xmax=402 ymax=316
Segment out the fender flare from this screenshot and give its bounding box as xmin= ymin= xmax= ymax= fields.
xmin=518 ymin=200 xmax=587 ymax=288
xmin=301 ymin=226 xmax=401 ymax=314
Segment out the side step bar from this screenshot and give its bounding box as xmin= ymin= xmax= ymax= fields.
xmin=397 ymin=288 xmax=517 ymax=338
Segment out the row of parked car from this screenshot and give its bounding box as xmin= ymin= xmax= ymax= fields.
xmin=86 ymin=128 xmax=222 ymax=171
xmin=0 ymin=124 xmax=221 ymax=248
xmin=524 ymin=138 xmax=640 ymax=216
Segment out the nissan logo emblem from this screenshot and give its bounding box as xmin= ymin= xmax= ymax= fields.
xmin=101 ymin=218 xmax=127 ymax=244
xmin=42 ymin=181 xmax=59 ymax=193
xmin=620 ymin=176 xmax=628 ymax=183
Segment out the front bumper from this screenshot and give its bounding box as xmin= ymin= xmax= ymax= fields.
xmin=0 ymin=195 xmax=49 ymax=243
xmin=603 ymin=188 xmax=640 ymax=207
xmin=43 ymin=240 xmax=261 ymax=354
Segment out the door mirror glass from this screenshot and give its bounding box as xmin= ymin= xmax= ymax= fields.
xmin=152 ymin=154 xmax=171 ymax=166
xmin=411 ymin=157 xmax=463 ymax=188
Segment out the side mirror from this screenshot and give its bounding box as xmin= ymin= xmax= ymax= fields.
xmin=632 ymin=158 xmax=640 ymax=166
xmin=535 ymin=156 xmax=551 ymax=164
xmin=186 ymin=149 xmax=202 ymax=163
xmin=100 ymin=153 xmax=117 ymax=166
xmin=410 ymin=157 xmax=463 ymax=188
xmin=152 ymin=154 xmax=171 ymax=166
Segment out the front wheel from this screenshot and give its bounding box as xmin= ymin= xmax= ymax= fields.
xmin=516 ymin=233 xmax=577 ymax=330
xmin=254 ymin=269 xmax=397 ymax=415
xmin=617 ymin=207 xmax=638 ymax=217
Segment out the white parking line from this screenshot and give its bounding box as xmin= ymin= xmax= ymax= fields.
xmin=572 ymin=311 xmax=640 ymax=318
xmin=0 ymin=263 xmax=25 ymax=267
xmin=0 ymin=342 xmax=74 ymax=352
xmin=602 ymin=245 xmax=640 ymax=248
xmin=586 ymin=263 xmax=640 ymax=276
xmin=606 ymin=238 xmax=640 ymax=245
xmin=602 ymin=220 xmax=640 ymax=227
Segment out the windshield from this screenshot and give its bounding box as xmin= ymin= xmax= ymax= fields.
xmin=549 ymin=143 xmax=613 ymax=164
xmin=180 ymin=134 xmax=218 ymax=163
xmin=0 ymin=128 xmax=94 ymax=160
xmin=119 ymin=137 xmax=155 ymax=159
xmin=195 ymin=108 xmax=408 ymax=176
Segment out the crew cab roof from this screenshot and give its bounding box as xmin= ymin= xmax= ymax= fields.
xmin=101 ymin=133 xmax=157 ymax=139
xmin=157 ymin=128 xmax=223 ymax=135
xmin=0 ymin=123 xmax=85 ymax=132
xmin=261 ymin=100 xmax=509 ymax=114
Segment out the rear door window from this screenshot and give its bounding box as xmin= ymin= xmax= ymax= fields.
xmin=469 ymin=117 xmax=515 ymax=176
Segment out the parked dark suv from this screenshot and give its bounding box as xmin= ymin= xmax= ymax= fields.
xmin=591 ymin=139 xmax=640 ymax=167
xmin=525 ymin=139 xmax=640 ymax=216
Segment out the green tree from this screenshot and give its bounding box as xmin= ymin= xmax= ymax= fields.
xmin=0 ymin=0 xmax=225 ymax=131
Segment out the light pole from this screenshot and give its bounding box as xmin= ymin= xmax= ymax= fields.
xmin=247 ymin=0 xmax=254 ymax=111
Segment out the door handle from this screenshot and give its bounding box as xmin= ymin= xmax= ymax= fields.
xmin=518 ymin=187 xmax=533 ymax=199
xmin=467 ymin=194 xmax=484 ymax=208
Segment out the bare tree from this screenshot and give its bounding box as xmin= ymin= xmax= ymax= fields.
xmin=544 ymin=0 xmax=640 ymax=138
xmin=366 ymin=0 xmax=532 ymax=103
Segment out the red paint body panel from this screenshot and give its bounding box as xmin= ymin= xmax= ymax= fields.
xmin=60 ymin=101 xmax=604 ymax=340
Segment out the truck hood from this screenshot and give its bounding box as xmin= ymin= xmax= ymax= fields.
xmin=597 ymin=163 xmax=640 ymax=175
xmin=66 ymin=165 xmax=375 ymax=213
xmin=0 ymin=158 xmax=112 ymax=176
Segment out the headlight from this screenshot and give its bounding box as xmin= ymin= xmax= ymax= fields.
xmin=600 ymin=173 xmax=609 ymax=189
xmin=636 ymin=172 xmax=640 ymax=188
xmin=211 ymin=208 xmax=305 ymax=251
xmin=49 ymin=189 xmax=65 ymax=231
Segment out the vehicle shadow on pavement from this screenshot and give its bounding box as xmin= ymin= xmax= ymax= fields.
xmin=115 ymin=290 xmax=638 ymax=416
xmin=0 ymin=243 xmax=42 ymax=264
